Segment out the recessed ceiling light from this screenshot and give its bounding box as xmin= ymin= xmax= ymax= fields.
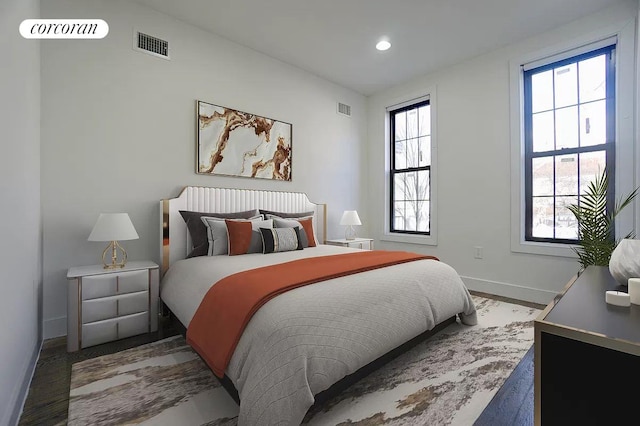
xmin=376 ymin=39 xmax=391 ymax=51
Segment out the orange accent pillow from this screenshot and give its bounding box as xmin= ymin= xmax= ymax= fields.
xmin=297 ymin=217 xmax=316 ymax=247
xmin=225 ymin=220 xmax=253 ymax=255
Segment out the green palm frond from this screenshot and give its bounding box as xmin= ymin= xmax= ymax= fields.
xmin=567 ymin=168 xmax=638 ymax=268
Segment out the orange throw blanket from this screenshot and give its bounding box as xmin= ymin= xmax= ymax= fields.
xmin=186 ymin=250 xmax=438 ymax=378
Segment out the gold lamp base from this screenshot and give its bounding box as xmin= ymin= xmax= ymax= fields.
xmin=101 ymin=240 xmax=128 ymax=269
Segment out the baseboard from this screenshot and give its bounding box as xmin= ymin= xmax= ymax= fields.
xmin=7 ymin=338 xmax=42 ymax=426
xmin=461 ymin=275 xmax=557 ymax=306
xmin=43 ymin=316 xmax=66 ymax=339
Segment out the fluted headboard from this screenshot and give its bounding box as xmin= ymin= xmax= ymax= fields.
xmin=160 ymin=186 xmax=327 ymax=276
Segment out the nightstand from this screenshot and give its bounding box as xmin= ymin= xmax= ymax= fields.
xmin=325 ymin=237 xmax=374 ymax=250
xmin=66 ymin=261 xmax=159 ymax=352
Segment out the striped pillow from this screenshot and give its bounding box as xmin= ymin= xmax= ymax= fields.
xmin=260 ymin=227 xmax=303 ymax=254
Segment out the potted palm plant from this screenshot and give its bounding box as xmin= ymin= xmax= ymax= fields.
xmin=566 ymin=168 xmax=637 ymax=269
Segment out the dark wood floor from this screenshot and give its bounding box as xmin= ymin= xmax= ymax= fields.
xmin=18 ymin=315 xmax=181 ymax=426
xmin=472 ymin=292 xmax=543 ymax=426
xmin=18 ymin=293 xmax=545 ymax=426
xmin=474 ymin=346 xmax=535 ymax=426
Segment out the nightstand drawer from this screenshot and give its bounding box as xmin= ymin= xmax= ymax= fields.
xmin=82 ymin=270 xmax=148 ymax=300
xmin=82 ymin=291 xmax=149 ymax=324
xmin=325 ymin=238 xmax=373 ymax=250
xmin=346 ymin=240 xmax=371 ymax=250
xmin=118 ymin=312 xmax=149 ymax=339
xmin=81 ymin=312 xmax=148 ymax=348
xmin=82 ymin=318 xmax=117 ymax=348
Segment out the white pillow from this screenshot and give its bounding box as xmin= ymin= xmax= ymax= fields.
xmin=200 ymin=215 xmax=266 ymax=255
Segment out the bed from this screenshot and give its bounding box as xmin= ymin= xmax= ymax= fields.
xmin=159 ymin=186 xmax=477 ymax=425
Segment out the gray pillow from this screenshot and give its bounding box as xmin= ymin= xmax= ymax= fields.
xmin=246 ymin=219 xmax=275 ymax=254
xmin=272 ymin=217 xmax=311 ymax=248
xmin=179 ymin=209 xmax=260 ymax=257
xmin=201 ymin=217 xmax=272 ymax=255
xmin=259 ymin=209 xmax=315 ymax=218
xmin=260 ymin=227 xmax=303 ymax=254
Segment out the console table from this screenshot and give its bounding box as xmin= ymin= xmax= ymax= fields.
xmin=534 ymin=266 xmax=640 ymax=425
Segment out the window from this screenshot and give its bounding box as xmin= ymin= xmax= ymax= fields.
xmin=523 ymin=44 xmax=615 ymax=244
xmin=389 ymin=99 xmax=431 ymax=235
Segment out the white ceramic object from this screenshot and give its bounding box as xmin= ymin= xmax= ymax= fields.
xmin=628 ymin=278 xmax=640 ymax=305
xmin=605 ymin=290 xmax=631 ymax=307
xmin=608 ymin=239 xmax=640 ymax=286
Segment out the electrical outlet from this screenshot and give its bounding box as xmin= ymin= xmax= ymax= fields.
xmin=474 ymin=246 xmax=483 ymax=259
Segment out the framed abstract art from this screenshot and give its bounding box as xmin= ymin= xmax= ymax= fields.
xmin=196 ymin=100 xmax=292 ymax=181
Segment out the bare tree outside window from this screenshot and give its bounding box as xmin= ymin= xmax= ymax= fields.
xmin=391 ymin=101 xmax=431 ymax=234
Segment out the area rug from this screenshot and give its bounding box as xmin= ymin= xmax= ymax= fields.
xmin=67 ymin=296 xmax=540 ymax=426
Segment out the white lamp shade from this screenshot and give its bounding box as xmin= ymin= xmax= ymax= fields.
xmin=88 ymin=213 xmax=139 ymax=242
xmin=340 ymin=210 xmax=362 ymax=226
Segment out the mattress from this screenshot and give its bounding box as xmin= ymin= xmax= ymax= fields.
xmin=160 ymin=245 xmax=477 ymax=425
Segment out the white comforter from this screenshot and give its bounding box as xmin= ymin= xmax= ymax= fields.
xmin=161 ymin=245 xmax=477 ymax=425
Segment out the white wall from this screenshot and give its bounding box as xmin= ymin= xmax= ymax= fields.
xmin=637 ymin=0 xmax=640 ymax=236
xmin=0 ymin=0 xmax=42 ymax=424
xmin=40 ymin=0 xmax=367 ymax=338
xmin=367 ymin=1 xmax=638 ymax=304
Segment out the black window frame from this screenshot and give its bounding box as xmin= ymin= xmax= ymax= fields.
xmin=524 ymin=44 xmax=616 ymax=244
xmin=389 ymin=99 xmax=431 ymax=236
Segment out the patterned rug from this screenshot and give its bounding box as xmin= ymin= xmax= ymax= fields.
xmin=67 ymin=296 xmax=540 ymax=425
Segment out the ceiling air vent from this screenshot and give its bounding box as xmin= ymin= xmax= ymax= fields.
xmin=337 ymin=102 xmax=352 ymax=117
xmin=134 ymin=30 xmax=170 ymax=60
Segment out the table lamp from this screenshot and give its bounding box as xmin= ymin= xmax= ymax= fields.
xmin=88 ymin=213 xmax=139 ymax=269
xmin=340 ymin=210 xmax=361 ymax=240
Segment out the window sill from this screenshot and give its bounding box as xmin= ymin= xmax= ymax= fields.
xmin=511 ymin=239 xmax=578 ymax=258
xmin=381 ymin=232 xmax=437 ymax=246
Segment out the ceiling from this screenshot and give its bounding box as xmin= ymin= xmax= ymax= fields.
xmin=132 ymin=0 xmax=625 ymax=96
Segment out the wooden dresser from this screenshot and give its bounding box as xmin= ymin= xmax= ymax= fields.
xmin=534 ymin=266 xmax=640 ymax=425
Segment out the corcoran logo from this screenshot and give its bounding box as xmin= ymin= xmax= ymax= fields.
xmin=19 ymin=19 xmax=109 ymax=39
